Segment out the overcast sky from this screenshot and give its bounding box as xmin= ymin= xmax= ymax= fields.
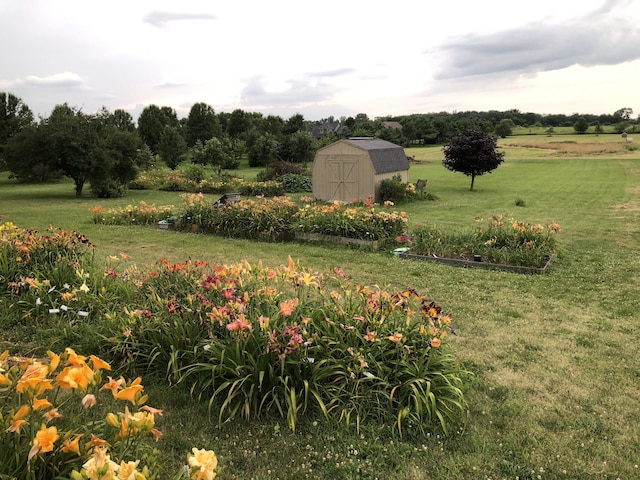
xmin=1 ymin=0 xmax=639 ymax=121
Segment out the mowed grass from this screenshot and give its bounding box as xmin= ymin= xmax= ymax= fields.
xmin=1 ymin=135 xmax=640 ymax=479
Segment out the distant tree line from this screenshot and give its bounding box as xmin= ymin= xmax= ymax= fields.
xmin=0 ymin=90 xmax=637 ymax=197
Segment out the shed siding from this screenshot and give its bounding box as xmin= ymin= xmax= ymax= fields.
xmin=312 ymin=139 xmax=407 ymax=203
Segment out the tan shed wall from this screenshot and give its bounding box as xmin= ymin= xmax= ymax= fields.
xmin=312 ymin=141 xmax=409 ymax=203
xmin=312 ymin=143 xmax=375 ymax=203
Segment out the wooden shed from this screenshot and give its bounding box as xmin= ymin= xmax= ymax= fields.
xmin=312 ymin=138 xmax=409 ymax=203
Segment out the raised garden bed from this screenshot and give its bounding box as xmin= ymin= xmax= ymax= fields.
xmin=398 ymin=252 xmax=556 ymax=274
xmin=295 ymin=232 xmax=379 ymax=250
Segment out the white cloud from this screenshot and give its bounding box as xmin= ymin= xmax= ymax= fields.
xmin=0 ymin=0 xmax=638 ymax=120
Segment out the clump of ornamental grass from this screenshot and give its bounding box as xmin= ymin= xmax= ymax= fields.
xmin=0 ymin=349 xmax=219 ymax=480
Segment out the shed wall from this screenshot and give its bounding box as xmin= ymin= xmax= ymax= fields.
xmin=312 ymin=144 xmax=375 ymax=202
xmin=312 ymin=139 xmax=409 ymax=203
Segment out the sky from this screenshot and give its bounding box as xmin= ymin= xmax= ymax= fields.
xmin=1 ymin=0 xmax=639 ymax=122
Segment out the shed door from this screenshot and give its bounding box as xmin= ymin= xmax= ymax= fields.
xmin=329 ymin=160 xmax=357 ymax=201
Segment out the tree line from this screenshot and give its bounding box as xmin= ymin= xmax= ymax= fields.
xmin=0 ymin=91 xmax=636 ymax=197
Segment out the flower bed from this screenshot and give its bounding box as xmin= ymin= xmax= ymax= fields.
xmin=178 ymin=193 xmax=299 ymax=241
xmin=0 ymin=349 xmax=218 ymax=479
xmin=292 ymin=200 xmax=408 ymax=243
xmin=408 ymin=214 xmax=561 ymax=271
xmin=1 ymin=223 xmax=468 ymax=437
xmin=91 ymin=201 xmax=174 ymax=226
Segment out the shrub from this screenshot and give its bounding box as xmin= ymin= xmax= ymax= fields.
xmin=1 ymin=223 xmax=468 ymax=437
xmin=237 ymin=180 xmax=285 ymax=197
xmin=181 ymin=163 xmax=206 ymax=183
xmin=0 ymin=222 xmax=94 ymax=289
xmin=277 ymin=173 xmax=312 ymax=193
xmin=178 ymin=193 xmax=298 ymax=241
xmin=380 ymin=175 xmax=417 ymax=202
xmin=90 ymin=178 xmax=127 ymax=198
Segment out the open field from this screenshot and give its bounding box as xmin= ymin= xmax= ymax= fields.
xmin=1 ymin=134 xmax=640 ymax=478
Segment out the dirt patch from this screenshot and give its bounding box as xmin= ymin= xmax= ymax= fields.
xmin=611 ymin=198 xmax=640 ymax=212
xmin=503 ymin=141 xmax=635 ymax=157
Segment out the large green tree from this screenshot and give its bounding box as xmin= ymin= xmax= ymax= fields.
xmin=158 ymin=125 xmax=187 ymax=169
xmin=137 ymin=105 xmax=179 ymax=153
xmin=573 ymin=117 xmax=589 ymax=134
xmin=185 ymin=102 xmax=221 ymax=147
xmin=495 ymin=118 xmax=514 ymax=138
xmin=247 ymin=132 xmax=278 ymax=167
xmin=278 ymin=130 xmax=316 ymax=164
xmin=442 ymin=129 xmax=505 ymax=191
xmin=0 ymin=92 xmax=34 ymax=165
xmin=5 ymin=104 xmax=141 ymax=196
xmin=3 ymin=125 xmax=60 ymax=182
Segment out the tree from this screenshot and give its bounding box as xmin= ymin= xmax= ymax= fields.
xmin=282 ymin=113 xmax=306 ymax=135
xmin=4 ymin=124 xmax=61 ymax=182
xmin=227 ymin=109 xmax=249 ymax=139
xmin=442 ymin=129 xmax=505 ymax=191
xmin=185 ymin=102 xmax=221 ymax=147
xmin=495 ymin=118 xmax=514 ymax=138
xmin=137 ymin=105 xmax=179 ymax=153
xmin=0 ymin=92 xmax=34 ymax=165
xmin=613 ymin=107 xmax=633 ymax=122
xmin=573 ymin=117 xmax=589 ymax=134
xmin=278 ymin=130 xmax=316 ymax=164
xmin=45 ymin=104 xmax=98 ymax=196
xmin=247 ymin=132 xmax=278 ymax=167
xmin=158 ymin=125 xmax=187 ymax=169
xmin=89 ymin=128 xmax=142 ymax=197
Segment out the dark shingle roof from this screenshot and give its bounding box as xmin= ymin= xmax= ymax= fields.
xmin=343 ymin=138 xmax=409 ymax=174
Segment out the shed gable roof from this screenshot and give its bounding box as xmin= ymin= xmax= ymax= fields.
xmin=343 ymin=138 xmax=409 ymax=174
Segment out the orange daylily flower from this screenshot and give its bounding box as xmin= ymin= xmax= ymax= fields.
xmin=151 ymin=428 xmax=163 ymax=442
xmin=140 ymin=405 xmax=163 ymax=416
xmin=6 ymin=418 xmax=28 ymax=433
xmin=43 ymin=407 xmax=63 ymax=423
xmin=16 ymin=362 xmax=52 ymax=395
xmin=61 ymin=434 xmax=83 ymax=455
xmin=115 ymin=384 xmax=144 ymax=404
xmin=82 ymin=394 xmax=97 ymax=409
xmin=387 ymin=332 xmax=403 ymax=343
xmin=13 ymin=404 xmax=31 ymax=420
xmin=46 ymin=351 xmax=61 ymax=373
xmin=64 ymin=347 xmax=87 ymax=367
xmin=33 ymin=397 xmax=53 ymax=411
xmin=100 ymin=376 xmax=123 ymax=396
xmin=278 ymin=298 xmax=299 ymax=316
xmin=89 ymin=434 xmax=110 ymax=447
xmin=89 ymin=355 xmax=111 ymax=371
xmin=55 ymin=364 xmax=94 ymax=391
xmin=0 ymin=372 xmax=11 ymax=386
xmin=28 ymin=424 xmax=60 ymax=461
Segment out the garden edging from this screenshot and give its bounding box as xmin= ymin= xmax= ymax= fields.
xmin=399 ymin=252 xmax=556 ymax=274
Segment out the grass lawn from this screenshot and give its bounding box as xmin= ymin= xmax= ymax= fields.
xmin=1 ymin=134 xmax=640 ymax=478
